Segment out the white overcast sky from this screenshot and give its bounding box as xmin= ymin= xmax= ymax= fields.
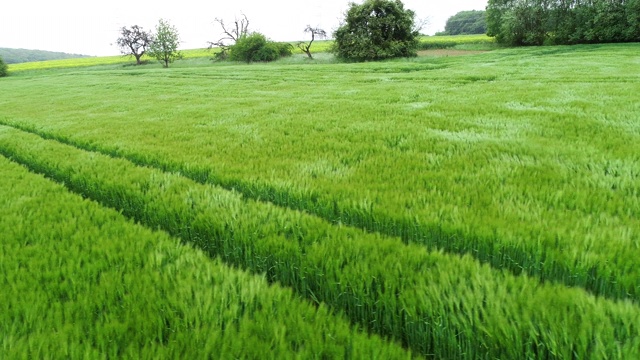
xmin=1 ymin=1 xmax=488 ymax=56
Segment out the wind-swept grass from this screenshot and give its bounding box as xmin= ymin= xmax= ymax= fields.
xmin=1 ymin=126 xmax=638 ymax=359
xmin=0 ymin=154 xmax=412 ymax=359
xmin=1 ymin=41 xmax=639 ymax=358
xmin=1 ymin=43 xmax=637 ymax=303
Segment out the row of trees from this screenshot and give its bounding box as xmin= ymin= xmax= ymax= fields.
xmin=438 ymin=10 xmax=487 ymax=36
xmin=487 ymin=0 xmax=640 ymax=46
xmin=223 ymin=0 xmax=423 ymax=62
xmin=116 ymin=19 xmax=182 ymax=67
xmin=206 ymin=14 xmax=296 ymax=62
xmin=118 ymin=0 xmax=423 ymax=65
xmin=0 ymin=48 xmax=89 ymax=64
xmin=206 ymin=0 xmax=423 ymax=62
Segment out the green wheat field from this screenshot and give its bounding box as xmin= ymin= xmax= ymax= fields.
xmin=1 ymin=39 xmax=639 ymax=359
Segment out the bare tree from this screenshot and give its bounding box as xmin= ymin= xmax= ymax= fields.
xmin=414 ymin=16 xmax=429 ymax=34
xmin=116 ymin=25 xmax=153 ymax=65
xmin=297 ymin=25 xmax=327 ymax=59
xmin=208 ymin=13 xmax=250 ymax=59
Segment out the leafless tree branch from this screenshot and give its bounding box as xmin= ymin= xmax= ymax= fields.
xmin=297 ymin=25 xmax=327 ymax=59
xmin=207 ymin=13 xmax=250 ymax=60
xmin=208 ymin=13 xmax=249 ymax=48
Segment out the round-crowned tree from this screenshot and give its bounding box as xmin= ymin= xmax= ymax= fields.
xmin=332 ymin=0 xmax=419 ymax=61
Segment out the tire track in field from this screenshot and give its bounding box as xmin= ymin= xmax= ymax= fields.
xmin=0 ymin=120 xmax=636 ymax=304
xmin=1 ymin=124 xmax=640 ymax=359
xmin=0 ymin=154 xmax=416 ymax=360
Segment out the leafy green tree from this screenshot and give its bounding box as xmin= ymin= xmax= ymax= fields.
xmin=0 ymin=56 xmax=7 ymax=77
xmin=116 ymin=25 xmax=154 ymax=65
xmin=332 ymin=0 xmax=420 ymax=61
xmin=229 ymin=32 xmax=293 ymax=63
xmin=488 ymin=0 xmax=550 ymax=45
xmin=486 ymin=0 xmax=513 ymax=41
xmin=148 ymin=19 xmax=182 ymax=68
xmin=444 ymin=10 xmax=487 ymax=35
xmin=500 ymin=1 xmax=548 ymax=46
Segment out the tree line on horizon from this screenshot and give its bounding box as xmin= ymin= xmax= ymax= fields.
xmin=116 ymin=0 xmax=424 ymax=66
xmin=0 ymin=48 xmax=91 ymax=65
xmin=117 ymin=0 xmax=638 ymax=67
xmin=437 ymin=10 xmax=488 ymax=36
xmin=487 ymin=0 xmax=640 ymax=46
xmin=440 ymin=1 xmax=639 ymax=46
xmin=0 ymin=48 xmax=90 ymax=77
xmin=3 ymin=0 xmax=638 ymax=74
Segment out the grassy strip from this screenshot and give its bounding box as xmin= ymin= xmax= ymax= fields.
xmin=418 ymin=35 xmax=497 ymax=50
xmin=1 ymin=126 xmax=638 ymax=359
xmin=0 ymin=155 xmax=412 ymax=359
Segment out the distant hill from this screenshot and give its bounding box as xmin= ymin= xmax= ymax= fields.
xmin=0 ymin=48 xmax=92 ymax=64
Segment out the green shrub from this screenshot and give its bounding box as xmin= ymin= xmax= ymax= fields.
xmin=0 ymin=57 xmax=8 ymax=77
xmin=229 ymin=33 xmax=292 ymax=63
xmin=275 ymin=42 xmax=294 ymax=58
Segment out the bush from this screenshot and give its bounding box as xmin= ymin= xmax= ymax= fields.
xmin=0 ymin=57 xmax=8 ymax=77
xmin=332 ymin=0 xmax=419 ymax=61
xmin=229 ymin=33 xmax=293 ymax=63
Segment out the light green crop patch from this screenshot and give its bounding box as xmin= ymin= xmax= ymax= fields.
xmin=0 ymin=155 xmax=412 ymax=359
xmin=7 ymin=48 xmax=217 ymax=72
xmin=1 ymin=43 xmax=638 ymax=302
xmin=1 ymin=126 xmax=639 ymax=359
xmin=418 ymin=34 xmax=497 ymax=49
